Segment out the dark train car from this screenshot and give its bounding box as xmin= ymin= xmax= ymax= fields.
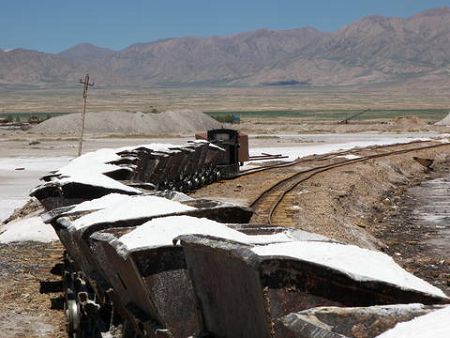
xmin=196 ymin=128 xmax=248 ymax=178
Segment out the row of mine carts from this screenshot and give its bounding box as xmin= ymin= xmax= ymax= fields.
xmin=32 ymin=133 xmax=240 ymax=211
xmin=40 ymin=192 xmax=448 ymax=338
xmin=31 ymin=133 xmax=448 ymax=337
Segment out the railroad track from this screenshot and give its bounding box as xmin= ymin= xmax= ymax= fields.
xmin=249 ymin=141 xmax=450 ymax=225
xmin=238 ymin=139 xmax=434 ymax=177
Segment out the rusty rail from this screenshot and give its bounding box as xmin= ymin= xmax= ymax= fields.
xmin=237 ymin=139 xmax=434 ymax=177
xmin=249 ymin=141 xmax=450 ymax=225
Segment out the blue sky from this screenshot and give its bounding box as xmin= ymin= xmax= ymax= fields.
xmin=1 ymin=0 xmax=450 ymax=53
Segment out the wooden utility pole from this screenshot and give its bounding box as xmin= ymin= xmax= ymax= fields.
xmin=78 ymin=73 xmax=94 ymax=156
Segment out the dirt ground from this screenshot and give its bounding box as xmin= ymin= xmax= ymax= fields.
xmin=0 ymin=242 xmax=66 ymax=338
xmin=1 ymin=117 xmax=450 ymax=337
xmin=237 ymin=116 xmax=450 ymax=135
xmin=1 ymin=86 xmax=450 ymax=113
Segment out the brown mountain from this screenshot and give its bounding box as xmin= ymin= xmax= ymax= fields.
xmin=58 ymin=43 xmax=115 ymax=63
xmin=0 ymin=48 xmax=86 ymax=87
xmin=1 ymin=7 xmax=449 ymax=88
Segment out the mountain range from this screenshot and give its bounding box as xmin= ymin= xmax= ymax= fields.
xmin=1 ymin=7 xmax=450 ymax=88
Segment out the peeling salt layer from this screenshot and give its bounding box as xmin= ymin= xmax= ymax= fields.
xmin=71 ymin=196 xmax=196 ymax=230
xmin=0 ymin=216 xmax=58 ymax=243
xmin=252 ymin=242 xmax=447 ymax=299
xmin=116 ymin=216 xmax=306 ymax=257
xmin=376 ymin=305 xmax=450 ymax=338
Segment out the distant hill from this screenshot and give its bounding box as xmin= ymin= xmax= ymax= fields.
xmin=58 ymin=43 xmax=115 ymax=63
xmin=1 ymin=7 xmax=450 ymax=88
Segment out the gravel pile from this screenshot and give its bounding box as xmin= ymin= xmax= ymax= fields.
xmin=30 ymin=110 xmax=221 ymax=135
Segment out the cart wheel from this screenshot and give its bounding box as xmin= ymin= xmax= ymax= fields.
xmin=65 ymin=299 xmax=80 ymax=337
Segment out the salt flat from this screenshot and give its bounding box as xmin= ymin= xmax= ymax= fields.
xmin=0 ymin=157 xmax=71 ymax=222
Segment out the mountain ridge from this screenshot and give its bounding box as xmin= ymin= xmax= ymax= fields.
xmin=1 ymin=7 xmax=449 ymax=88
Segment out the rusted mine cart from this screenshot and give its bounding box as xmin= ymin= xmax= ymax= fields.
xmin=177 ymin=235 xmax=449 ymax=338
xmin=86 ymin=217 xmax=322 ymax=337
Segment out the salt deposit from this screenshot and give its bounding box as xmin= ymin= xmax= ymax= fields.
xmin=53 ymin=148 xmax=122 ymax=177
xmin=376 ymin=305 xmax=450 ymax=338
xmin=0 ymin=156 xmax=72 ymax=222
xmin=252 ymin=242 xmax=447 ymax=298
xmin=30 ymin=110 xmax=221 ymax=135
xmin=0 ymin=216 xmax=58 ymax=243
xmin=116 ymin=215 xmax=303 ymax=257
xmin=29 ymin=148 xmax=141 ymax=194
xmin=244 ymin=136 xmax=434 ymax=166
xmin=60 ymin=193 xmax=135 ymax=216
xmin=434 ymin=112 xmax=450 ymax=126
xmin=70 ymin=195 xmax=196 ymax=230
xmin=117 ymin=216 xmax=249 ymax=254
xmin=58 ymin=173 xmax=139 ymax=194
xmin=32 ymin=145 xmax=180 ymax=196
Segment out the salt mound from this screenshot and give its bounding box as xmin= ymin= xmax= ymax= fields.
xmin=434 ymin=112 xmax=450 ymax=126
xmin=390 ymin=116 xmax=427 ymax=127
xmin=30 ymin=110 xmax=221 ymax=135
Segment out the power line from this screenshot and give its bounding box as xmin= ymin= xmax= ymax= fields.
xmin=78 ymin=73 xmax=94 ymax=156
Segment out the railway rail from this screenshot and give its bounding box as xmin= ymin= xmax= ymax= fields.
xmin=237 ymin=139 xmax=435 ymax=177
xmin=249 ymin=141 xmax=450 ymax=225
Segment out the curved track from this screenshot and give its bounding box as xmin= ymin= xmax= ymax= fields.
xmin=249 ymin=141 xmax=450 ymax=225
xmin=238 ymin=139 xmax=433 ymax=177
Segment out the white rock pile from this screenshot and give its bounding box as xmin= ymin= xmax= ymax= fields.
xmin=30 ymin=109 xmax=221 ymax=135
